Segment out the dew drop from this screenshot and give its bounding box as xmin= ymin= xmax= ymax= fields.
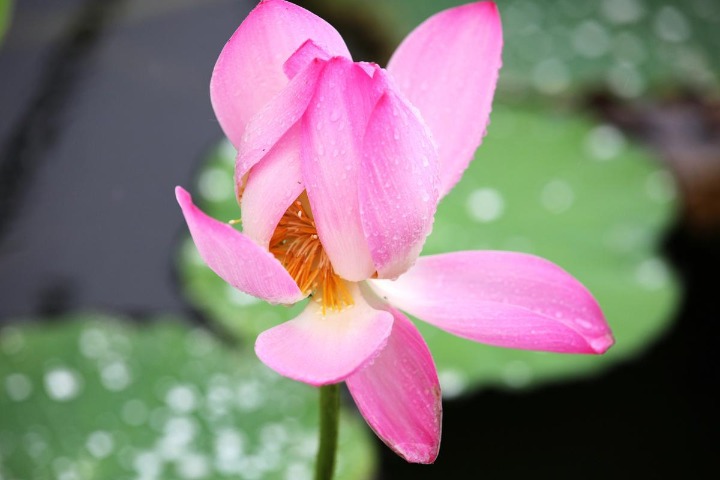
xmin=100 ymin=360 xmax=132 ymax=391
xmin=165 ymin=384 xmax=198 ymax=414
xmin=219 ymin=140 xmax=237 ymax=165
xmin=0 ymin=327 xmax=25 ymax=355
xmin=198 ymin=167 xmax=233 ymax=202
xmin=654 ymin=6 xmax=691 ymax=43
xmin=177 ymin=452 xmax=210 ymax=479
xmin=86 ymin=431 xmax=114 ymax=459
xmin=532 ymin=58 xmax=570 ymax=95
xmin=79 ymin=328 xmax=109 ymax=359
xmin=438 ymin=369 xmax=467 ymax=399
xmin=540 ymin=179 xmax=575 ymax=214
xmin=122 ymin=399 xmax=149 ymax=426
xmin=635 ymin=258 xmax=670 ymax=290
xmin=5 ymin=373 xmax=32 ymax=401
xmin=601 ymin=0 xmax=645 ymax=24
xmin=467 ymin=188 xmax=504 ymax=223
xmin=572 ymin=21 xmax=610 ymax=58
xmin=44 ymin=367 xmax=81 ymax=401
xmin=585 ymin=124 xmax=626 ymax=160
xmin=503 ymin=361 xmax=532 ymax=389
xmin=607 ymin=62 xmax=646 ymax=98
xmin=133 ymin=450 xmax=163 ymax=478
xmin=285 ymin=462 xmax=312 ymax=480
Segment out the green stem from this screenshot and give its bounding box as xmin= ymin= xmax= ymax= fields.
xmin=315 ymin=383 xmax=340 ymax=480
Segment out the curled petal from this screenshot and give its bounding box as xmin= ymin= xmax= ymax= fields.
xmin=388 ymin=1 xmax=503 ymax=197
xmin=347 ymin=308 xmax=441 ymax=464
xmin=360 ymin=89 xmax=439 ymax=279
xmin=240 ymin=125 xmax=304 ymax=248
xmin=176 ymin=187 xmax=303 ymax=304
xmin=211 ymin=0 xmax=350 ymax=146
xmin=283 ymin=39 xmax=331 ymax=79
xmin=370 ymin=251 xmax=613 ymax=354
xmin=301 ymin=57 xmax=382 ymax=281
xmin=255 ymin=284 xmax=393 ymax=386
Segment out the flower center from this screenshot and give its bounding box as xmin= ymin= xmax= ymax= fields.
xmin=269 ymin=193 xmax=353 ymax=313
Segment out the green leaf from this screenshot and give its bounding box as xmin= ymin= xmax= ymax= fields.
xmin=317 ymin=0 xmax=720 ymax=97
xmin=0 ymin=314 xmax=376 ymax=479
xmin=177 ymin=104 xmax=679 ymax=397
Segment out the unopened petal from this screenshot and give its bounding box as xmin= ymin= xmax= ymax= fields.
xmin=211 ymin=0 xmax=350 ymax=146
xmin=176 ymin=187 xmax=304 ymax=304
xmin=255 ymin=284 xmax=394 ymax=386
xmin=301 ymin=57 xmax=382 ymax=281
xmin=371 ymin=251 xmax=613 ymax=354
xmin=388 ymin=1 xmax=503 ymax=197
xmin=283 ymin=39 xmax=331 ymax=79
xmin=234 ymin=57 xmax=325 ymax=185
xmin=346 ymin=308 xmax=441 ymax=464
xmin=240 ymin=125 xmax=304 ymax=248
xmin=359 ymin=89 xmax=439 ymax=279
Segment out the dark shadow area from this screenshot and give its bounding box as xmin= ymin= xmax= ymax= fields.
xmin=0 ymin=0 xmax=128 ymax=237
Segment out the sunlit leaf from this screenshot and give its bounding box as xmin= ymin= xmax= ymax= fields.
xmin=0 ymin=314 xmax=376 ymax=479
xmin=319 ymin=0 xmax=720 ymax=97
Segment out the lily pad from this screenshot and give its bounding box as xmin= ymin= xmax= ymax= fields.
xmin=0 ymin=314 xmax=376 ymax=479
xmin=316 ymin=0 xmax=720 ymax=97
xmin=177 ymin=104 xmax=679 ymax=397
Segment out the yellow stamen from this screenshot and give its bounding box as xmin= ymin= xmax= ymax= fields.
xmin=268 ymin=193 xmax=354 ymax=314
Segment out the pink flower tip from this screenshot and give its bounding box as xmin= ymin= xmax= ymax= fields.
xmin=175 ymin=185 xmax=189 ymax=204
xmin=394 ymin=443 xmax=440 ymax=464
xmin=589 ymin=332 xmax=615 ymax=354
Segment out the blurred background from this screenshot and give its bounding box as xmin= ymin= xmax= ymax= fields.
xmin=0 ymin=0 xmax=718 ymax=478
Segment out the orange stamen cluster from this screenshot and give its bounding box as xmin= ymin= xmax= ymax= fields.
xmin=269 ymin=194 xmax=353 ymax=313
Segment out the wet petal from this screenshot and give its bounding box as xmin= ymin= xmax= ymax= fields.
xmin=370 ymin=251 xmax=613 ymax=354
xmin=234 ymin=57 xmax=325 ymax=185
xmin=240 ymin=125 xmax=304 ymax=248
xmin=283 ymin=39 xmax=331 ymax=79
xmin=387 ymin=1 xmax=503 ymax=197
xmin=255 ymin=284 xmax=393 ymax=385
xmin=301 ymin=57 xmax=382 ymax=281
xmin=359 ymin=89 xmax=439 ymax=279
xmin=211 ymin=0 xmax=350 ymax=146
xmin=346 ymin=308 xmax=441 ymax=464
xmin=176 ymin=187 xmax=304 ymax=304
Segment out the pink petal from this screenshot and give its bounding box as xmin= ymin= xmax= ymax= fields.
xmin=301 ymin=57 xmax=382 ymax=281
xmin=387 ymin=1 xmax=503 ymax=197
xmin=234 ymin=57 xmax=325 ymax=185
xmin=240 ymin=125 xmax=304 ymax=248
xmin=283 ymin=39 xmax=331 ymax=79
xmin=255 ymin=284 xmax=393 ymax=386
xmin=359 ymin=89 xmax=439 ymax=279
xmin=211 ymin=0 xmax=350 ymax=146
xmin=346 ymin=308 xmax=441 ymax=464
xmin=370 ymin=251 xmax=613 ymax=354
xmin=175 ymin=187 xmax=304 ymax=304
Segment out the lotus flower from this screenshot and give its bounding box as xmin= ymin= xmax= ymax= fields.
xmin=176 ymin=0 xmax=613 ymax=464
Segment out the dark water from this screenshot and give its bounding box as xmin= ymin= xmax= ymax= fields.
xmin=0 ymin=0 xmax=717 ymax=478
